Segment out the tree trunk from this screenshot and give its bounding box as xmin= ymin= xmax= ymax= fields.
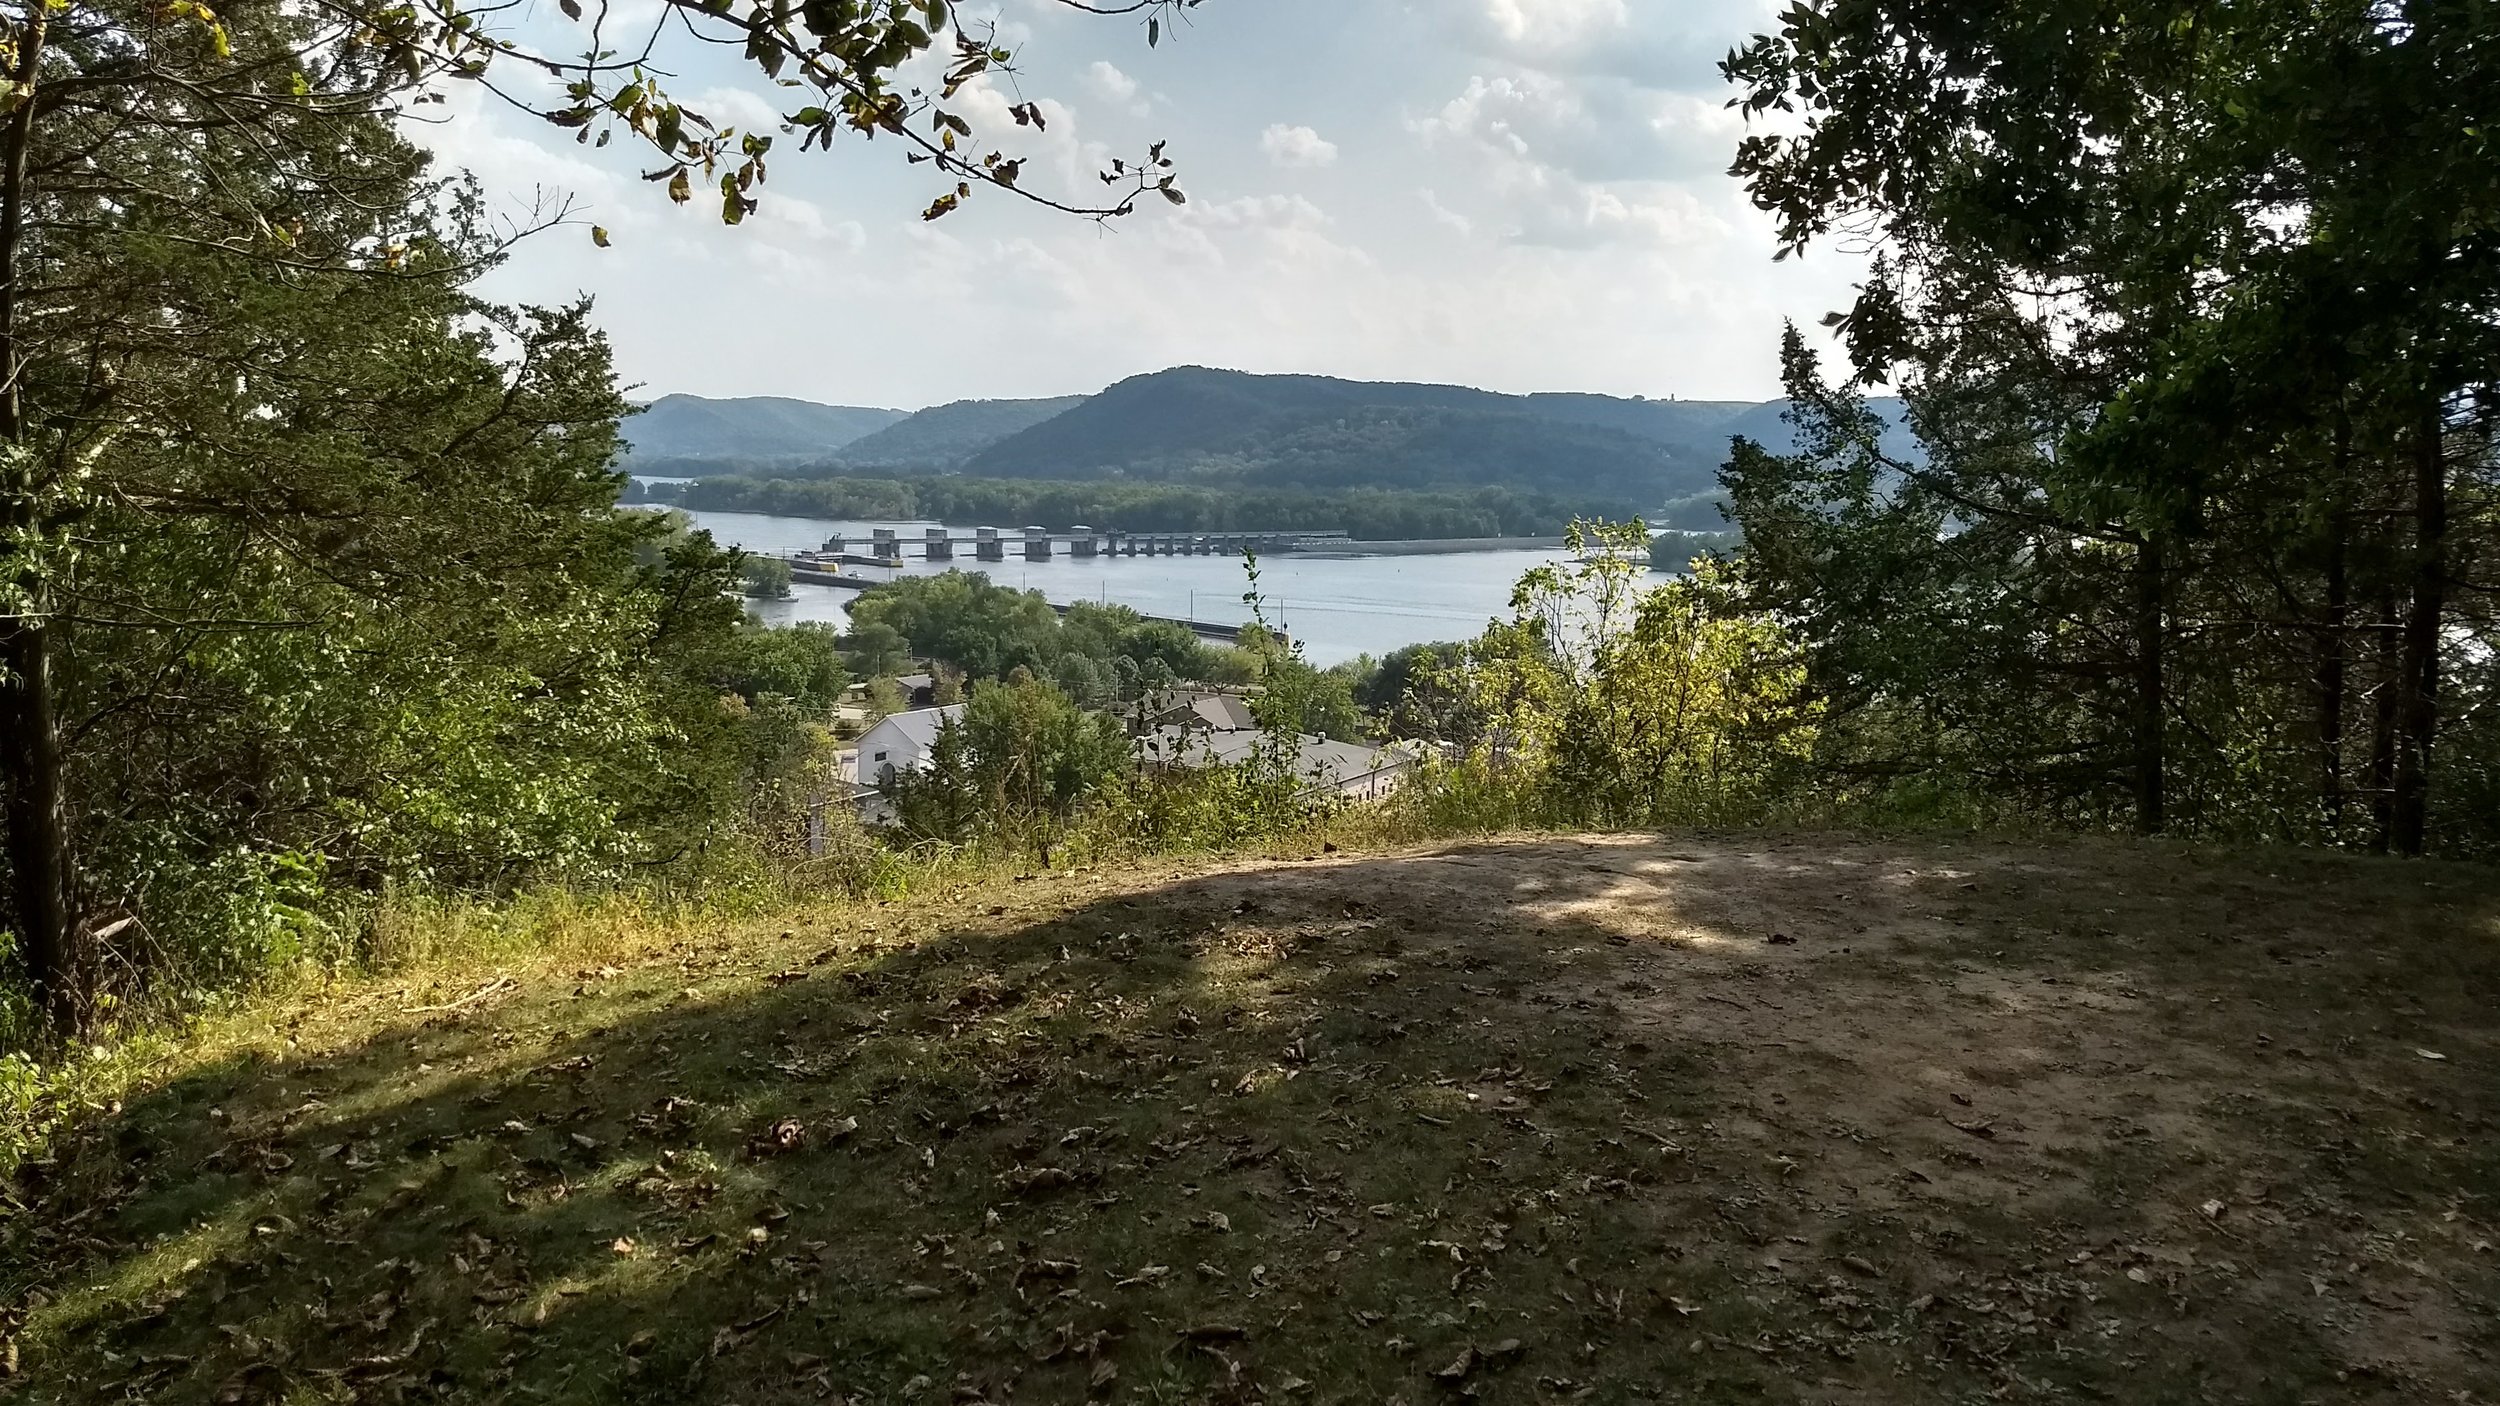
xmin=2132 ymin=532 xmax=2166 ymax=835
xmin=2370 ymin=587 xmax=2399 ymax=854
xmin=2317 ymin=510 xmax=2348 ymax=840
xmin=0 ymin=611 xmax=75 ymax=1028
xmin=0 ymin=8 xmax=77 ymax=1028
xmin=2388 ymin=405 xmax=2447 ymax=857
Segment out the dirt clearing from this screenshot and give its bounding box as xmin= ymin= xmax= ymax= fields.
xmin=5 ymin=834 xmax=2496 ymax=1403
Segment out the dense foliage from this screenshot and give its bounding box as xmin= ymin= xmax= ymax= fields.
xmin=652 ymin=474 xmax=1602 ymax=540
xmin=889 ymin=673 xmax=1134 ymax=855
xmin=1717 ymin=0 xmax=2500 ymax=854
xmin=0 ymin=0 xmax=861 ymax=1037
xmin=958 ymin=368 xmax=1746 ymax=504
xmin=844 ymin=572 xmax=1248 ymax=701
xmin=622 ymin=395 xmax=905 ymax=463
xmin=825 ymin=396 xmax=1088 ymax=470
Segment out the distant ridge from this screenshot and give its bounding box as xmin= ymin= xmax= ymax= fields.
xmin=957 ymin=368 xmax=1876 ymax=509
xmin=831 ymin=396 xmax=1087 ymax=470
xmin=624 ymin=394 xmax=906 ymax=461
xmin=627 ymin=370 xmax=1915 ymax=525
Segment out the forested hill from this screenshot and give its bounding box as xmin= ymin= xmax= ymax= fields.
xmin=959 ymin=367 xmax=1759 ymax=504
xmin=829 ymin=395 xmax=1087 ymax=469
xmin=627 ymin=370 xmax=1917 ymax=516
xmin=623 ymin=394 xmax=906 ymax=461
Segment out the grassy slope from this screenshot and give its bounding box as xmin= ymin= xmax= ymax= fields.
xmin=5 ymin=834 xmax=2497 ymax=1404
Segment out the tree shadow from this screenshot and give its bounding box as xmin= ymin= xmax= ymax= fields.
xmin=9 ymin=834 xmax=2499 ymax=1404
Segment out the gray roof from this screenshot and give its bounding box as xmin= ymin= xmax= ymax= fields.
xmin=1136 ymin=726 xmax=1412 ymax=790
xmin=1192 ymin=694 xmax=1258 ymax=732
xmin=870 ymin=704 xmax=964 ymax=753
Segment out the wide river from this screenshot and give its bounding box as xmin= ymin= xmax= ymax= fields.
xmin=672 ymin=507 xmax=1580 ymax=666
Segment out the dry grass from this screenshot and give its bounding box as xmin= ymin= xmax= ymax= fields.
xmin=3 ymin=832 xmax=2496 ymax=1404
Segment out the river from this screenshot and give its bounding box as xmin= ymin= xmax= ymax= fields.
xmin=667 ymin=507 xmax=1578 ymax=665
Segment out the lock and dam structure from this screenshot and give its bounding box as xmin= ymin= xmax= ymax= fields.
xmin=809 ymin=526 xmax=1351 ymax=565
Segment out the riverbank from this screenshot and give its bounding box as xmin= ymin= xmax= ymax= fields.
xmin=1305 ymin=535 xmax=1569 ymax=555
xmin=784 ymin=563 xmax=1262 ymax=645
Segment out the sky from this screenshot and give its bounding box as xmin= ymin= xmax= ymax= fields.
xmin=419 ymin=0 xmax=1863 ymax=410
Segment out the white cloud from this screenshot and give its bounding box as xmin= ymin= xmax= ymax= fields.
xmin=1410 ymin=72 xmax=1734 ymax=183
xmin=1507 ymin=182 xmax=1724 ymax=250
xmin=688 ymin=86 xmax=790 ymax=138
xmin=416 ymin=0 xmax=1868 ymax=408
xmin=1451 ymin=0 xmax=1739 ymax=90
xmin=1418 ymin=188 xmax=1474 ymax=236
xmin=1081 ymin=59 xmax=1153 ymax=117
xmin=1259 ymin=123 xmax=1338 ymax=169
xmin=1084 ymin=60 xmax=1140 ymax=105
xmin=1479 ymin=0 xmax=1630 ymax=46
xmin=1194 ymin=192 xmax=1333 ymax=232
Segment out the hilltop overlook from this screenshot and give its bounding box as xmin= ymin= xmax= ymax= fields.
xmin=12 ymin=832 xmax=2494 ymax=1403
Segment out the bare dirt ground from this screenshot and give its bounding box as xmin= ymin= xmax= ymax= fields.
xmin=5 ymin=833 xmax=2497 ymax=1404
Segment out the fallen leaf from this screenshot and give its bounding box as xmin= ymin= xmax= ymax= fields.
xmin=1008 ymin=1166 xmax=1078 ymax=1195
xmin=748 ymin=1118 xmax=806 ymax=1158
xmin=1431 ymin=1346 xmax=1476 ymax=1381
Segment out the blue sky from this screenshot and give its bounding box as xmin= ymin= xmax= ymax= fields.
xmin=423 ymin=0 xmax=1862 ymax=408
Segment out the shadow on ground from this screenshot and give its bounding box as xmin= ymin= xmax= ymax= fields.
xmin=6 ymin=834 xmax=2498 ymax=1404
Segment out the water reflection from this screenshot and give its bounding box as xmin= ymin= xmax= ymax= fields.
xmin=670 ymin=508 xmax=1570 ymax=665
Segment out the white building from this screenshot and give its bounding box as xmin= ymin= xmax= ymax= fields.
xmin=840 ymin=705 xmax=955 ymax=815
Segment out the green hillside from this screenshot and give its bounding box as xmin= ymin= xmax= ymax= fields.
xmin=961 ymin=367 xmax=1732 ymax=505
xmin=623 ymin=394 xmax=906 ymax=461
xmin=623 ymin=373 xmax=1921 ymax=527
xmin=829 ymin=395 xmax=1087 ymax=469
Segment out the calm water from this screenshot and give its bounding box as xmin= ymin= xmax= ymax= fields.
xmin=671 ymin=508 xmax=1571 ymax=665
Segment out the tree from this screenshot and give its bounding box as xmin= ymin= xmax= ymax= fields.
xmin=0 ymin=0 xmax=1230 ymax=1031
xmin=1357 ymin=642 xmax=1485 ymax=746
xmin=0 ymin=0 xmax=773 ymax=1030
xmin=718 ymin=623 xmax=849 ymax=712
xmin=846 ymin=572 xmax=1059 ymax=681
xmin=1719 ymin=0 xmax=2500 ymax=851
xmin=891 ymin=674 xmax=1130 ymax=857
xmin=740 ymin=556 xmax=796 ymax=600
xmin=451 ymin=0 xmax=1206 ymax=230
xmin=839 ymin=621 xmax=913 ymax=681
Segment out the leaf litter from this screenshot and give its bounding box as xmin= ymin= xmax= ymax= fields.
xmin=5 ymin=836 xmax=2496 ymax=1403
